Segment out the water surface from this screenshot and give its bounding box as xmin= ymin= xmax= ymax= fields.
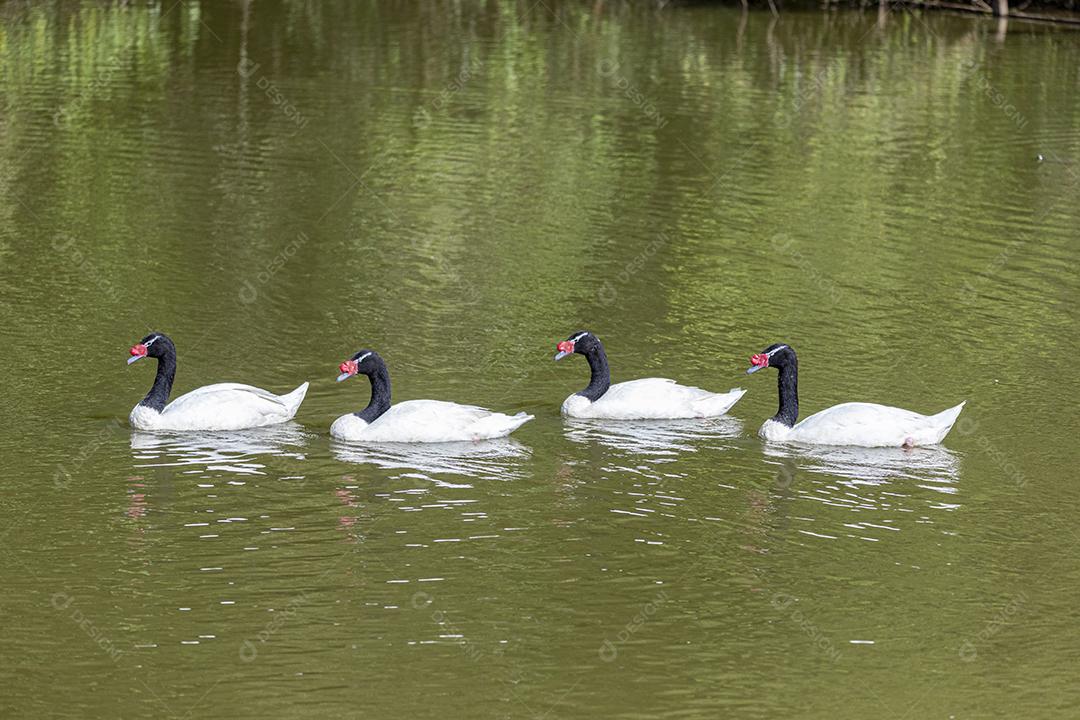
xmin=2 ymin=1 xmax=1079 ymax=717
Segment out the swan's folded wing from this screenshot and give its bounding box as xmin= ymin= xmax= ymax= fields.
xmin=601 ymin=378 xmax=678 ymax=400
xmin=595 ymin=378 xmax=736 ymax=418
xmin=165 ymin=383 xmax=293 ymax=417
xmin=606 ymin=378 xmax=723 ymax=401
xmin=389 ymin=399 xmax=492 ymax=426
xmin=793 ymin=402 xmax=929 ymax=446
xmin=173 ymin=382 xmax=287 ymax=401
xmin=357 ymin=400 xmax=525 ymax=442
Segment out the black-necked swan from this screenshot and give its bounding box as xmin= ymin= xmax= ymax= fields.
xmin=126 ymin=333 xmax=308 ymax=431
xmin=553 ymin=330 xmax=746 ymax=419
xmin=330 ymin=349 xmax=533 ymax=443
xmin=745 ymin=343 xmax=966 ymax=447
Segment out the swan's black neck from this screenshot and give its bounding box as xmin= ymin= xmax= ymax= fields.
xmin=773 ymin=361 xmax=799 ymax=427
xmin=356 ymin=360 xmax=392 ymax=423
xmin=140 ymin=348 xmax=176 ymax=412
xmin=578 ymin=343 xmax=611 ymax=402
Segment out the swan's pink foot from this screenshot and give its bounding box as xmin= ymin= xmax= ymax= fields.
xmin=902 ymin=436 xmax=916 ymax=449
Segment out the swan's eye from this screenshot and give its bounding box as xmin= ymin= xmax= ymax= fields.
xmin=557 ymin=341 xmax=575 ymax=354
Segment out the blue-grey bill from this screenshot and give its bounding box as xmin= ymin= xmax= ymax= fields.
xmin=127 ymin=355 xmax=143 ymax=365
xmin=554 ymin=350 xmax=570 ymax=361
xmin=336 ymin=372 xmax=352 ymax=382
xmin=746 ymin=364 xmax=765 ymax=374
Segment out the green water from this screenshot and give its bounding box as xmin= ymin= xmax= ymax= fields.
xmin=2 ymin=1 xmax=1079 ymax=717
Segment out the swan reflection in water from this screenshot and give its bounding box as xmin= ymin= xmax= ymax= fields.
xmin=745 ymin=444 xmax=965 ymax=553
xmin=331 ymin=437 xmax=530 ymax=487
xmin=130 ymin=422 xmax=310 ymax=476
xmin=761 ymin=441 xmax=961 ymax=508
xmin=562 ymin=416 xmax=744 ymax=457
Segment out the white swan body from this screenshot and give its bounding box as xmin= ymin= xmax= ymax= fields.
xmin=554 ymin=331 xmax=745 ymax=421
xmin=130 ymin=382 xmax=309 ymax=432
xmin=332 ymin=349 xmax=533 ymax=444
xmin=561 ymin=379 xmax=746 ymax=420
xmin=126 ymin=332 xmax=308 ymax=432
xmin=331 ymin=400 xmax=532 ymax=443
xmin=758 ymin=401 xmax=966 ymax=447
xmin=746 ymin=343 xmax=965 ymax=448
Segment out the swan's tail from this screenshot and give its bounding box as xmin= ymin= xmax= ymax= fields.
xmin=472 ymin=411 xmax=533 ymax=440
xmin=694 ymin=387 xmax=746 ymax=417
xmin=926 ymin=401 xmax=966 ymax=444
xmin=281 ymin=381 xmax=310 ymax=418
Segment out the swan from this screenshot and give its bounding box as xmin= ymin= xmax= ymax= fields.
xmin=126 ymin=333 xmax=308 ymax=431
xmin=745 ymin=343 xmax=965 ymax=447
xmin=554 ymin=330 xmax=746 ymax=419
xmin=330 ymin=349 xmax=533 ymax=443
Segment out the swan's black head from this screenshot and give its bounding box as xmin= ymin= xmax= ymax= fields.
xmin=554 ymin=330 xmax=602 ymax=361
xmin=337 ymin=349 xmax=383 ymax=382
xmin=746 ymin=343 xmax=796 ymax=374
xmin=127 ymin=332 xmax=174 ymax=365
